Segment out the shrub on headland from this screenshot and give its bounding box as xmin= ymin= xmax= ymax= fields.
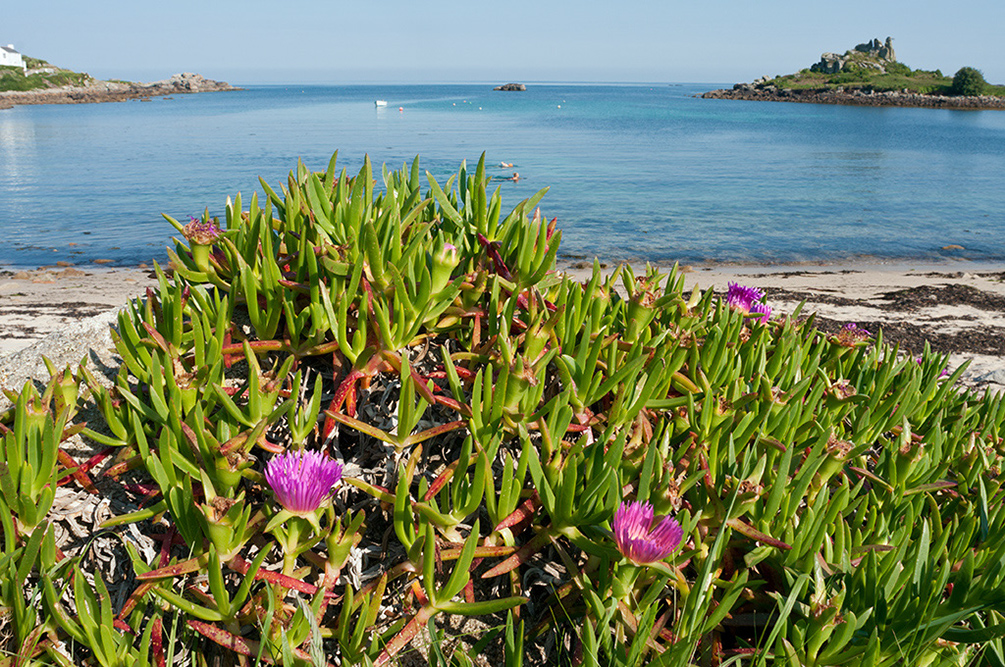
xmin=952 ymin=67 xmax=987 ymax=96
xmin=4 ymin=153 xmax=1005 ymax=665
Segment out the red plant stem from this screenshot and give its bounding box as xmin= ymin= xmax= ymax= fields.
xmin=103 ymin=454 xmax=145 ymax=479
xmin=79 ymin=446 xmax=116 ymax=475
xmin=55 ymin=449 xmax=99 ymax=493
xmin=152 ymin=617 xmax=165 ymax=667
xmin=227 ymin=555 xmax=335 ymax=598
xmin=376 ymin=605 xmax=436 ymax=666
xmin=187 ymin=621 xmax=258 ymax=658
xmin=476 ymin=233 xmax=513 ymax=281
xmin=135 ymin=554 xmax=208 ymax=581
xmin=482 ymin=527 xmax=552 ymax=579
xmin=493 ymin=492 xmax=541 ymax=534
xmin=433 ymin=394 xmax=470 ymax=416
xmin=422 ymin=452 xmax=477 ymax=501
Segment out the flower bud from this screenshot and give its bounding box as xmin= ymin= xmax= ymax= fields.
xmin=430 ymin=241 xmax=459 ymax=295
xmin=182 ymin=217 xmax=221 ymax=272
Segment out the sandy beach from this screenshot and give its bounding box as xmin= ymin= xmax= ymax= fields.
xmin=2 ymin=261 xmax=1005 ymax=396
xmin=559 ymin=260 xmax=1005 ymax=394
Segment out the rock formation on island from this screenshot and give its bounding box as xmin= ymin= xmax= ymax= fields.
xmin=493 ymin=83 xmax=526 ymax=91
xmin=811 ymin=37 xmax=896 ymax=75
xmin=141 ymin=72 xmax=236 ymax=94
xmin=701 ymin=37 xmax=1005 ymax=110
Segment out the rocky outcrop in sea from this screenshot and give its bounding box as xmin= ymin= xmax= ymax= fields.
xmin=701 ymin=85 xmax=1005 ymax=110
xmin=0 ymin=72 xmax=238 ymax=109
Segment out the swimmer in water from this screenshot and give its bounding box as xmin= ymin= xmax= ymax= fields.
xmin=508 ymin=172 xmax=521 ymax=182
xmin=500 ymin=161 xmax=513 ymax=168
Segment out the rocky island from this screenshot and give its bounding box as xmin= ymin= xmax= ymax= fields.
xmin=703 ymin=37 xmax=1005 ymax=109
xmin=0 ymin=53 xmax=237 ymax=110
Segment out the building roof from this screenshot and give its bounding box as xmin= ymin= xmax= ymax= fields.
xmin=1 ymin=45 xmax=20 ymax=55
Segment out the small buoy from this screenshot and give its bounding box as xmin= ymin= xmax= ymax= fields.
xmin=557 ymin=105 xmax=561 ymax=109
xmin=398 ymin=107 xmax=404 ymax=112
xmin=452 ymin=103 xmax=456 ymax=106
xmin=478 ymin=107 xmax=482 ymax=110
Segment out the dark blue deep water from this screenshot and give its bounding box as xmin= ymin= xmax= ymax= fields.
xmin=2 ymin=83 xmax=1004 ymax=269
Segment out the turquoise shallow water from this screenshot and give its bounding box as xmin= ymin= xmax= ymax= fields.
xmin=1 ymin=83 xmax=1004 ymax=269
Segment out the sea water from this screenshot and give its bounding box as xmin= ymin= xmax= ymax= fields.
xmin=1 ymin=83 xmax=1004 ymax=269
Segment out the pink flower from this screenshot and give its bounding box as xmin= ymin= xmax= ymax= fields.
xmin=264 ymin=449 xmax=343 ymax=515
xmin=749 ymin=301 xmax=772 ymax=324
xmin=725 ymin=282 xmax=771 ymax=323
xmin=612 ymin=501 xmax=684 ymax=565
xmin=835 ymin=323 xmax=871 ymax=347
xmin=182 ymin=217 xmax=221 ymax=245
xmin=725 ymin=282 xmax=764 ymax=313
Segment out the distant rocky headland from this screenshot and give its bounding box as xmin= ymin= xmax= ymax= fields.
xmin=703 ymin=37 xmax=1005 ymax=110
xmin=493 ymin=83 xmax=526 ymax=91
xmin=1 ymin=61 xmax=238 ymax=110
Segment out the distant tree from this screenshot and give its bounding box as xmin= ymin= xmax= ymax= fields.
xmin=951 ymin=67 xmax=986 ymax=96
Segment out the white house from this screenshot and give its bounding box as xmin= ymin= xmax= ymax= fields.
xmin=0 ymin=44 xmax=26 ymax=71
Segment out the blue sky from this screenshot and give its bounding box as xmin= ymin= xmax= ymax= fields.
xmin=4 ymin=0 xmax=1004 ymax=84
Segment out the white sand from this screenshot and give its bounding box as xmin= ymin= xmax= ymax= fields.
xmin=2 ymin=261 xmax=1004 ymax=396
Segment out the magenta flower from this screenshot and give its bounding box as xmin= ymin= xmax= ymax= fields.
xmin=834 ymin=322 xmax=871 ymax=347
xmin=182 ymin=217 xmax=221 ymax=245
xmin=749 ymin=301 xmax=772 ymax=324
xmin=612 ymin=500 xmax=684 ymax=565
xmin=725 ymin=282 xmax=771 ymax=322
xmin=725 ymin=282 xmax=764 ymax=313
xmin=264 ymin=449 xmax=343 ymax=515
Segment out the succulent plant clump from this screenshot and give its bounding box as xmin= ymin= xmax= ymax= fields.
xmin=2 ymin=152 xmax=1005 ymax=666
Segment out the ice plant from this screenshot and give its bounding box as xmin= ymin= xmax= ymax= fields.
xmin=430 ymin=241 xmax=459 ymax=294
xmin=725 ymin=282 xmax=765 ymax=313
xmin=725 ymin=282 xmax=771 ymax=323
xmin=182 ymin=216 xmax=221 ymax=272
xmin=612 ymin=500 xmax=684 ymax=565
xmin=750 ymin=301 xmax=772 ymax=324
xmin=264 ymin=449 xmax=343 ymax=516
xmin=182 ymin=216 xmax=222 ymax=245
xmin=835 ymin=322 xmax=871 ymax=347
xmin=917 ymin=355 xmax=950 ymax=378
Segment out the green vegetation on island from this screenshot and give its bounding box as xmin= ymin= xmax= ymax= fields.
xmin=951 ymin=66 xmax=990 ymax=96
xmin=0 ymin=56 xmax=94 ymax=92
xmin=760 ymin=37 xmax=1004 ymax=97
xmin=766 ymin=65 xmax=1004 ymax=97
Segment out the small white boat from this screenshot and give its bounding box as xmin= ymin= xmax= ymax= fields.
xmin=374 ymin=100 xmax=387 ymax=107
